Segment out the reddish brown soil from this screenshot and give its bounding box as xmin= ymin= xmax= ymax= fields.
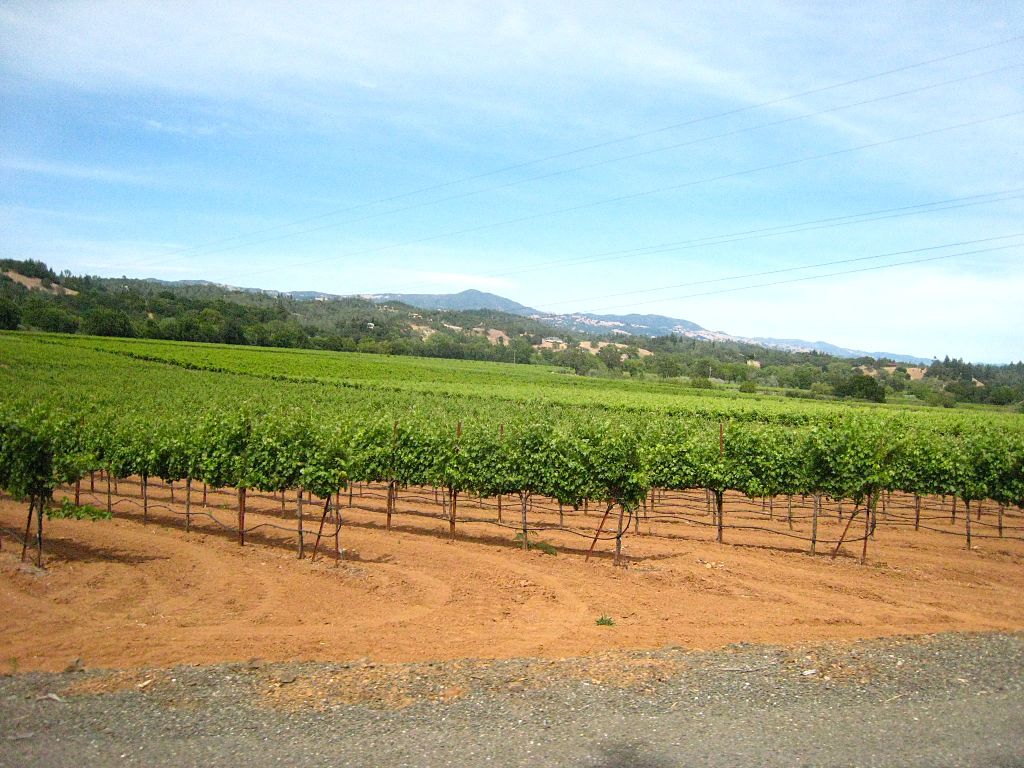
xmin=2 ymin=481 xmax=1022 ymax=672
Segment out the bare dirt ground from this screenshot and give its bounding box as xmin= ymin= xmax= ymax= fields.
xmin=1 ymin=481 xmax=1022 ymax=673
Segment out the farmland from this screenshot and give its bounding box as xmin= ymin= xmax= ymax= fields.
xmin=1 ymin=331 xmax=1023 ymax=673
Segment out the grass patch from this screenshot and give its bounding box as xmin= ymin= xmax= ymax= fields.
xmin=48 ymin=498 xmax=112 ymax=521
xmin=513 ymin=533 xmax=557 ymax=555
xmin=596 ymin=615 xmax=615 ymax=626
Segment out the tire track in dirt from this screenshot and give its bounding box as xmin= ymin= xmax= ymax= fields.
xmin=3 ymin=489 xmax=1023 ymax=672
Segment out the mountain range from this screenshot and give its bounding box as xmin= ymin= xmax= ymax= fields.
xmin=361 ymin=289 xmax=932 ymax=364
xmin=143 ymin=280 xmax=932 ymax=364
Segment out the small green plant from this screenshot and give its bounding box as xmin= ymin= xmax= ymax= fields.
xmin=513 ymin=533 xmax=557 ymax=555
xmin=596 ymin=615 xmax=615 ymax=626
xmin=532 ymin=540 xmax=558 ymax=556
xmin=48 ymin=498 xmax=112 ymax=521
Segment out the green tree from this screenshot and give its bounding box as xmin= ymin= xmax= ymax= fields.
xmin=82 ymin=307 xmax=135 ymax=338
xmin=0 ymin=298 xmax=21 ymax=330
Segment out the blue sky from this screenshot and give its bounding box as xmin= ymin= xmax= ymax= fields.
xmin=1 ymin=1 xmax=1022 ymax=362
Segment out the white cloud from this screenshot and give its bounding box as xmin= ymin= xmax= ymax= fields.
xmin=0 ymin=157 xmax=152 ymax=185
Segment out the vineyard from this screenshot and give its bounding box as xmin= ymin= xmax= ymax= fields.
xmin=2 ymin=332 xmax=1022 ymax=569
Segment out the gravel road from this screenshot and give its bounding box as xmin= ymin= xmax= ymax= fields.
xmin=2 ymin=632 xmax=1022 ymax=767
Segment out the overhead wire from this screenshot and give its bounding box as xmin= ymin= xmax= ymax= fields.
xmin=536 ymin=229 xmax=1024 ymax=310
xmin=163 ymin=63 xmax=1021 ymax=267
xmin=579 ymin=239 xmax=1024 ymax=314
xmin=238 ymin=109 xmax=1024 ymax=279
xmin=134 ymin=34 xmax=1023 ymax=265
xmin=492 ymin=187 xmax=1024 ymax=283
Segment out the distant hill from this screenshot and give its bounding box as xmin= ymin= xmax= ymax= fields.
xmin=746 ymin=336 xmax=931 ymax=365
xmin=17 ymin=268 xmax=931 ymax=364
xmin=364 ymin=289 xmax=535 ymax=314
xmin=363 ymin=290 xmax=931 ymax=364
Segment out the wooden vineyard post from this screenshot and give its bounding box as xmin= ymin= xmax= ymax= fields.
xmin=106 ymin=472 xmax=112 ymax=515
xmin=914 ymin=495 xmax=921 ymax=531
xmin=282 ymin=490 xmax=287 ymax=513
xmin=311 ymin=497 xmax=331 ymax=562
xmin=296 ymin=487 xmax=304 ymax=558
xmin=715 ymin=491 xmax=724 ymax=544
xmin=75 ymin=478 xmax=81 ymax=507
xmin=90 ymin=471 xmax=95 ymax=492
xmin=203 ymin=482 xmax=208 ymax=507
xmin=998 ymin=504 xmax=1005 ymax=538
xmin=951 ymin=496 xmax=957 ymax=524
xmin=614 ymin=504 xmax=625 ymax=566
xmin=498 ymin=494 xmax=503 ymax=523
xmin=810 ymin=494 xmax=820 ymax=555
xmin=35 ymin=495 xmax=45 ymax=568
xmin=861 ymin=494 xmax=872 ymax=564
xmin=387 ymin=483 xmax=395 ymax=532
xmin=142 ymin=475 xmax=149 ymax=522
xmin=558 ymin=502 xmax=564 ymax=529
xmin=185 ymin=477 xmax=192 ymax=532
xmin=521 ymin=493 xmax=529 ymax=550
xmin=334 ymin=491 xmax=342 ymax=565
xmin=831 ymin=507 xmax=860 ymax=560
xmin=634 ymin=501 xmax=640 ymax=534
xmin=965 ymin=499 xmax=972 ymax=550
xmin=169 ymin=480 xmax=174 ymax=504
xmin=238 ymin=487 xmax=247 ymax=546
xmin=787 ymin=496 xmax=793 ymax=530
xmin=585 ymin=503 xmax=614 ymax=562
xmin=21 ymin=496 xmax=34 ymax=562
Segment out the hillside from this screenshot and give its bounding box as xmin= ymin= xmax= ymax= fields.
xmin=1 ymin=259 xmax=1022 ymax=407
xmin=362 ymin=290 xmax=929 ymax=364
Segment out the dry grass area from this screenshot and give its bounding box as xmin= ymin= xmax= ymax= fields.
xmin=1 ymin=482 xmax=1022 ymax=673
xmin=2 ymin=270 xmax=78 ymax=296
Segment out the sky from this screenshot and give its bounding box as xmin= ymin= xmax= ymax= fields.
xmin=1 ymin=1 xmax=1022 ymax=362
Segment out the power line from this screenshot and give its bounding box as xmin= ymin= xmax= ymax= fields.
xmin=167 ymin=61 xmax=1015 ymax=266
xmin=579 ymin=239 xmax=1024 ymax=314
xmin=145 ymin=33 xmax=1024 ymax=262
xmin=540 ymin=232 xmax=1024 ymax=310
xmin=175 ymin=63 xmax=1020 ymax=266
xmin=496 ymin=188 xmax=1024 ymax=283
xmin=240 ymin=109 xmax=1023 ymax=278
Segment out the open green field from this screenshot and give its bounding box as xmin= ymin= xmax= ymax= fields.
xmin=2 ymin=331 xmax=1016 ymax=427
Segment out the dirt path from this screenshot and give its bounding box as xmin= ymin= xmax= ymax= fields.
xmin=1 ymin=484 xmax=1022 ymax=672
